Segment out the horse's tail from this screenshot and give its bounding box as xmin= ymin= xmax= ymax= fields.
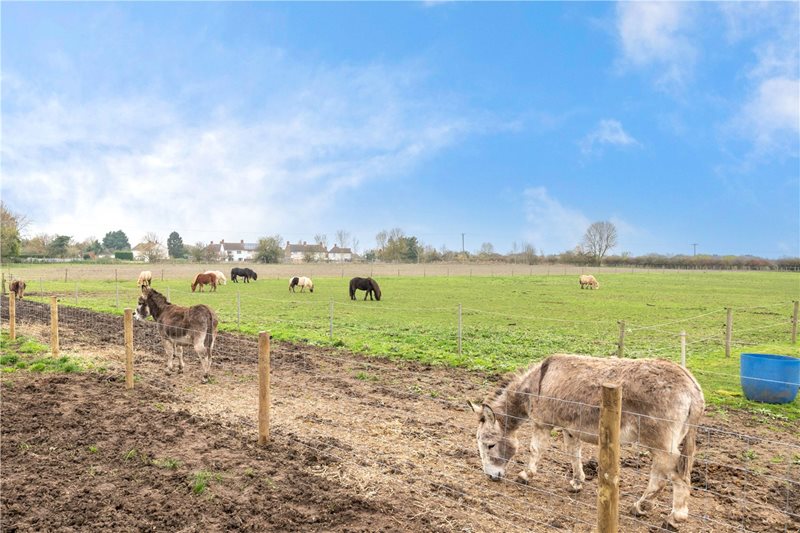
xmin=205 ymin=311 xmax=218 ymax=351
xmin=676 ymin=407 xmax=698 ymax=483
xmin=349 ymin=279 xmax=355 ymax=299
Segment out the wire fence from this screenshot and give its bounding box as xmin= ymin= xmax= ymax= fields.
xmin=2 ymin=292 xmax=798 ymax=532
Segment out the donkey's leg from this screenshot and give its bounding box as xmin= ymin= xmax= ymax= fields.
xmin=194 ymin=336 xmax=211 ymax=381
xmin=177 ymin=346 xmax=185 ymax=373
xmin=517 ymin=423 xmax=551 ymax=484
xmin=163 ymin=340 xmax=175 ymax=372
xmin=631 ymin=450 xmax=674 ymax=516
xmin=666 ymin=469 xmax=691 ymax=526
xmin=563 ymin=431 xmax=586 ymax=492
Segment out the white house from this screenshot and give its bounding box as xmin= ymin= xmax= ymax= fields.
xmin=132 ymin=242 xmax=169 ymax=262
xmin=284 ymin=241 xmax=327 ymax=263
xmin=207 ymin=239 xmax=258 ymax=262
xmin=327 ymin=244 xmax=353 ymax=262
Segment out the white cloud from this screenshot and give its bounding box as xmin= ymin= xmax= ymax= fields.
xmin=580 ymin=119 xmax=640 ymax=155
xmin=522 ymin=187 xmax=590 ymax=255
xmin=736 ymin=78 xmax=800 ymax=153
xmin=615 ymin=2 xmax=695 ymax=91
xmin=1 ymin=62 xmax=479 ymax=244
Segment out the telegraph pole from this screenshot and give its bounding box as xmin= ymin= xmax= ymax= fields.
xmin=461 ymin=233 xmax=465 ymax=253
xmin=691 ymin=243 xmax=698 ymax=256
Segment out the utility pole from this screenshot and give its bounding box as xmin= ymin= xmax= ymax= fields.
xmin=691 ymin=243 xmax=698 ymax=256
xmin=461 ymin=233 xmax=465 ymax=253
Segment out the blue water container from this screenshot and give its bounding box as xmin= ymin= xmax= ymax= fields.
xmin=740 ymin=353 xmax=800 ymax=404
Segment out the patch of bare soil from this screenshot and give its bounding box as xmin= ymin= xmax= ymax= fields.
xmin=3 ymin=298 xmax=799 ymax=532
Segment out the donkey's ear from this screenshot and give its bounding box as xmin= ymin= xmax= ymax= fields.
xmin=467 ymin=400 xmax=482 ymax=414
xmin=481 ymin=404 xmax=496 ymax=424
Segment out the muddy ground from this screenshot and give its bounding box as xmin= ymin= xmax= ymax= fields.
xmin=2 ymin=297 xmax=798 ymax=532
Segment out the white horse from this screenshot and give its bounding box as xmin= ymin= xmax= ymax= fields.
xmin=289 ymin=276 xmax=314 ymax=293
xmin=204 ymin=270 xmax=227 ymax=285
xmin=137 ymin=270 xmax=152 ymax=287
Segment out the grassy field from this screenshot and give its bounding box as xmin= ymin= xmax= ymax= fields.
xmin=4 ymin=264 xmax=799 ymax=418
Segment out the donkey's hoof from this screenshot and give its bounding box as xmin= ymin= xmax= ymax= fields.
xmin=567 ymin=480 xmax=583 ymax=493
xmin=516 ymin=471 xmax=530 ymax=485
xmin=660 ymin=520 xmax=679 ymax=532
xmin=630 ymin=502 xmax=649 ymax=517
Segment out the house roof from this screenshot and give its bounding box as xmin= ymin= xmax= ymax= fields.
xmin=209 ymin=240 xmax=257 ymax=252
xmin=286 ymin=242 xmax=326 ymax=253
xmin=328 ymin=246 xmax=352 ymax=254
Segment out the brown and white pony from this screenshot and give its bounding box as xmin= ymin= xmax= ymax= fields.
xmin=579 ymin=274 xmax=599 ymax=289
xmin=349 ymin=277 xmax=381 ymax=301
xmin=468 ymin=354 xmax=704 ymax=529
xmin=289 ymin=276 xmax=314 ymax=293
xmin=134 ymin=287 xmax=218 ymax=382
xmin=137 ymin=270 xmax=152 ymax=287
xmin=204 ymin=270 xmax=227 ymax=285
xmin=10 ymin=279 xmax=26 ymax=300
xmin=191 ymin=272 xmax=217 ymax=292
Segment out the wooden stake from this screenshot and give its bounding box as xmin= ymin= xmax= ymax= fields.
xmin=258 ymin=332 xmax=271 ymax=445
xmin=725 ymin=308 xmax=733 ymax=358
xmin=50 ymin=296 xmax=59 ymax=357
xmin=1 ymin=273 xmax=5 ymax=295
xmin=597 ymin=383 xmax=621 ymax=533
xmin=617 ymin=320 xmax=625 ymax=358
xmin=792 ymin=301 xmax=798 ymax=344
xmin=457 ymin=304 xmax=462 ymax=356
xmin=124 ymin=308 xmax=134 ymax=389
xmin=9 ymin=291 xmax=16 ymax=341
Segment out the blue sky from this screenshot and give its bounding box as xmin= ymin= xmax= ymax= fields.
xmin=2 ymin=2 xmax=798 ymax=257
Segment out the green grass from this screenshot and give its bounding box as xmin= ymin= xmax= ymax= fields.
xmin=0 ymin=334 xmax=85 ymax=374
xmin=7 ymin=268 xmax=800 ymax=418
xmin=191 ymin=470 xmax=221 ymax=495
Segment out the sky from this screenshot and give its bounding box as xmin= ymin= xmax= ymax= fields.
xmin=2 ymin=2 xmax=798 ymax=258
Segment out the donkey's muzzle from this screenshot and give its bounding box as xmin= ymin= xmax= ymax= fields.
xmin=487 ymin=473 xmax=502 ymax=482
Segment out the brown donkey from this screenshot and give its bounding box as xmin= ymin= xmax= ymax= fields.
xmin=134 ymin=287 xmax=218 ymax=382
xmin=468 ymin=354 xmax=704 ymax=529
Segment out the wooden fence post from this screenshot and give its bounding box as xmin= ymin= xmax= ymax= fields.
xmin=597 ymin=383 xmax=621 ymax=533
xmin=725 ymin=308 xmax=733 ymax=358
xmin=792 ymin=301 xmax=798 ymax=344
xmin=124 ymin=308 xmax=134 ymax=389
xmin=9 ymin=292 xmax=16 ymax=341
xmin=617 ymin=321 xmax=625 ymax=358
xmin=329 ymin=299 xmax=334 ymax=340
xmin=1 ymin=273 xmax=6 ymax=295
xmin=50 ymin=296 xmax=59 ymax=357
xmin=237 ymin=290 xmax=241 ymax=330
xmin=680 ymin=331 xmax=686 ymax=368
xmin=258 ymin=332 xmax=271 ymax=445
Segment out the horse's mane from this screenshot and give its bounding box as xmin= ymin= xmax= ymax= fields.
xmin=369 ymin=278 xmax=381 ymax=298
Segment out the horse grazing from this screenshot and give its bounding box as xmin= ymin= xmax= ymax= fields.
xmin=191 ymin=272 xmax=217 ymax=292
xmin=231 ymin=267 xmax=257 ymax=283
xmin=468 ymin=354 xmax=704 ymax=529
xmin=10 ymin=280 xmax=26 ymax=300
xmin=137 ymin=270 xmax=152 ymax=287
xmin=134 ymin=287 xmax=218 ymax=382
xmin=349 ymin=277 xmax=381 ymax=301
xmin=579 ymin=274 xmax=599 ymax=289
xmin=205 ymin=270 xmax=227 ymax=285
xmin=289 ymin=276 xmax=314 ymax=293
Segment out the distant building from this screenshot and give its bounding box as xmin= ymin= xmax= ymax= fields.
xmin=284 ymin=241 xmax=327 ymax=263
xmin=132 ymin=242 xmax=169 ymax=261
xmin=207 ymin=239 xmax=258 ymax=262
xmin=327 ymin=244 xmax=353 ymax=262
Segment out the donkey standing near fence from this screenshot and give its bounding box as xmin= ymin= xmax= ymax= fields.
xmin=134 ymin=287 xmax=218 ymax=382
xmin=468 ymin=353 xmax=704 ymax=529
xmin=10 ymin=279 xmax=26 ymax=300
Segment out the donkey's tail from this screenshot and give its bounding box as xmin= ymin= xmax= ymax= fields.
xmin=677 ymin=405 xmax=698 ymax=482
xmin=205 ymin=315 xmax=218 ymax=351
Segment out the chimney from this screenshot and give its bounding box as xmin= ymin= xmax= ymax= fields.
xmin=210 ymin=241 xmax=214 ymax=245
xmin=286 ymin=241 xmax=290 ymax=247
xmin=220 ymin=239 xmax=225 ymax=244
xmin=303 ymin=240 xmax=307 ymax=245
xmin=241 ymin=239 xmax=244 ymax=244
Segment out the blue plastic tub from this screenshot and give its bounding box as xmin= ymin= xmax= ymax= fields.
xmin=740 ymin=353 xmax=800 ymax=404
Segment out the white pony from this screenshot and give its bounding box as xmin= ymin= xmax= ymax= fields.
xmin=204 ymin=270 xmax=227 ymax=285
xmin=289 ymin=276 xmax=314 ymax=293
xmin=137 ymin=270 xmax=152 ymax=287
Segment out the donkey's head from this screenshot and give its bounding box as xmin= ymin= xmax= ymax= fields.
xmin=467 ymin=401 xmax=519 ymax=481
xmin=134 ymin=291 xmax=151 ymax=321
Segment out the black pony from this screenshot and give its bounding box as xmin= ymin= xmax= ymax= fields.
xmin=231 ymin=267 xmax=258 ymax=283
xmin=349 ymin=277 xmax=381 ymax=301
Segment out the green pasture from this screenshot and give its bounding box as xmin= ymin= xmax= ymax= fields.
xmin=5 ymin=266 xmax=800 ymax=419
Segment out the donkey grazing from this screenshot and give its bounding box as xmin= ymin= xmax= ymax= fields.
xmin=134 ymin=287 xmax=218 ymax=382
xmin=289 ymin=276 xmax=314 ymax=293
xmin=349 ymin=277 xmax=381 ymax=301
xmin=468 ymin=354 xmax=704 ymax=529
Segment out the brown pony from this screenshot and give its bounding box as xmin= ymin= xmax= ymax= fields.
xmin=10 ymin=280 xmax=26 ymax=300
xmin=134 ymin=287 xmax=218 ymax=381
xmin=191 ymin=272 xmax=217 ymax=292
xmin=468 ymin=354 xmax=704 ymax=529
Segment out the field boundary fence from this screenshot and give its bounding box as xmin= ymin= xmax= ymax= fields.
xmin=2 ymin=292 xmax=799 ymax=531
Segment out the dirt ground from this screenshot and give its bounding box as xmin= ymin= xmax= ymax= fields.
xmin=2 ymin=298 xmax=798 ymax=532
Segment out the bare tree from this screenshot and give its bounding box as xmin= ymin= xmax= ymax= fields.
xmin=314 ymin=233 xmax=328 ymax=249
xmin=521 ymin=242 xmax=538 ymax=265
xmin=141 ymin=232 xmax=167 ymax=263
xmin=335 ymin=229 xmax=351 ymax=250
xmin=581 ymin=221 xmax=618 ymax=265
xmin=479 ymin=242 xmax=495 ymax=257
xmin=375 ymin=230 xmax=388 ymax=251
xmin=351 ymin=237 xmax=359 ymax=255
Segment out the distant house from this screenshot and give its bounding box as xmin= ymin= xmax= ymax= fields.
xmin=327 ymin=244 xmax=353 ymax=262
xmin=132 ymin=242 xmax=168 ymax=262
xmin=284 ymin=241 xmax=327 ymax=263
xmin=207 ymin=239 xmax=258 ymax=262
